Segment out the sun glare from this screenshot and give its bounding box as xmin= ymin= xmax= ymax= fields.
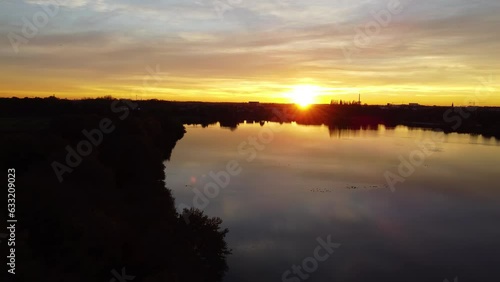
xmin=289 ymin=85 xmax=320 ymax=108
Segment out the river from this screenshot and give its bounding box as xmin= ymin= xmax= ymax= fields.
xmin=165 ymin=122 xmax=500 ymax=282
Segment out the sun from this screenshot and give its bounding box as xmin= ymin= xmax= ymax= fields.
xmin=289 ymin=85 xmax=320 ymax=108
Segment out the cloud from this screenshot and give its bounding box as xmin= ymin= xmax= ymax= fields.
xmin=0 ymin=0 xmax=498 ymax=104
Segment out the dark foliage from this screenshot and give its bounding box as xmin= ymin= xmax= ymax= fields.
xmin=0 ymin=98 xmax=230 ymax=282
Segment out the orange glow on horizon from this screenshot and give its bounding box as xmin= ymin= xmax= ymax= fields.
xmin=0 ymin=81 xmax=499 ymax=107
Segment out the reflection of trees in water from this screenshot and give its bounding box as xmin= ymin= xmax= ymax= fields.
xmin=219 ymin=119 xmax=239 ymax=131
xmin=327 ymin=124 xmax=379 ymax=138
xmin=0 ymin=113 xmax=230 ymax=282
xmin=2 ymin=98 xmax=500 ymax=138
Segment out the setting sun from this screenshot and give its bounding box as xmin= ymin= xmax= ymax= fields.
xmin=288 ymin=85 xmax=320 ymax=108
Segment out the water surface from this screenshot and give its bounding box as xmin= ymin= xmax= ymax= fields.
xmin=165 ymin=122 xmax=500 ymax=282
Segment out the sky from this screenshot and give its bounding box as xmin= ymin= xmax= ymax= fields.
xmin=0 ymin=0 xmax=499 ymax=105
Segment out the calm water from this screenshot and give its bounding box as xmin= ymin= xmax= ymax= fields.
xmin=165 ymin=122 xmax=500 ymax=282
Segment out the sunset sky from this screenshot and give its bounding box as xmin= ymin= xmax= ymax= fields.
xmin=1 ymin=0 xmax=499 ymax=105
